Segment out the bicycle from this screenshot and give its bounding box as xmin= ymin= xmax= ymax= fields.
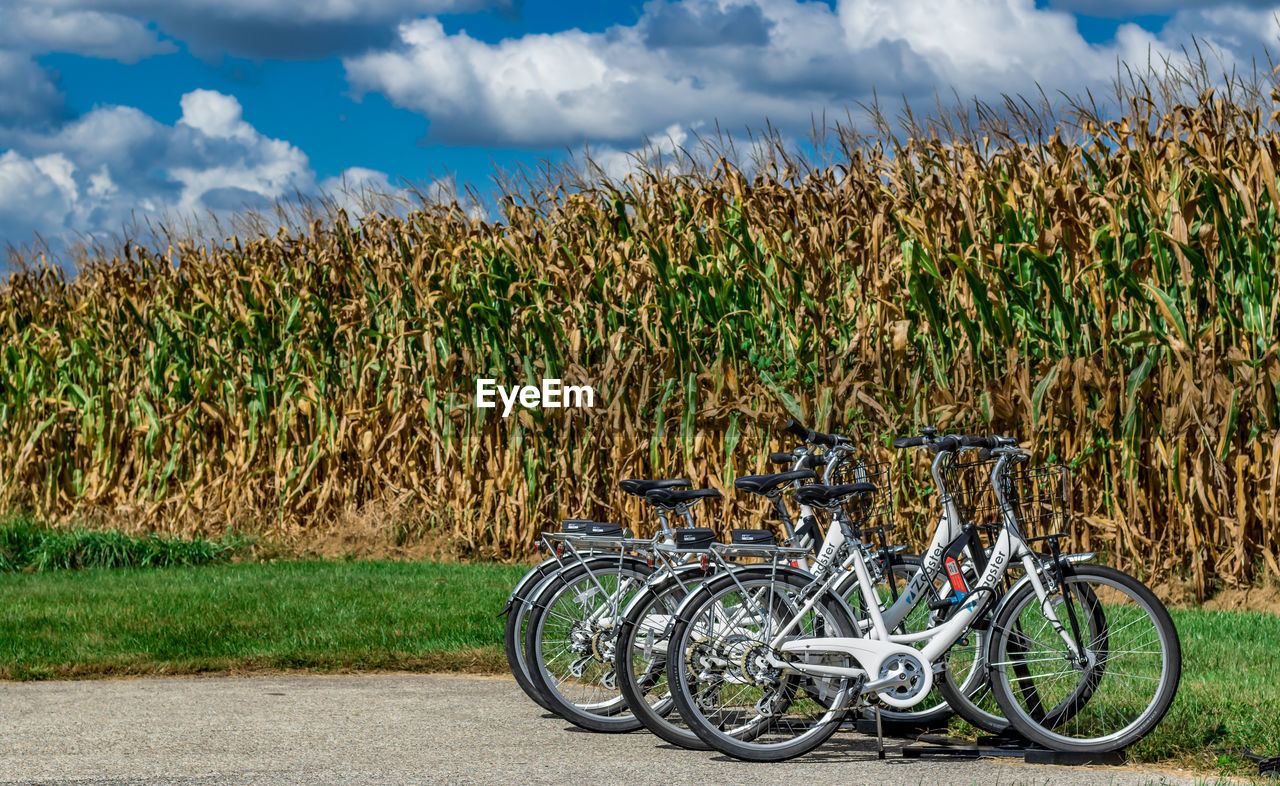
xmin=663 ymin=434 xmax=1181 ymax=761
xmin=612 ymin=420 xmax=961 ymax=749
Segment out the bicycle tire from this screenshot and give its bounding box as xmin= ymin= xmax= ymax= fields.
xmin=987 ymin=563 xmax=1181 ymax=752
xmin=524 ymin=559 xmax=656 ymax=732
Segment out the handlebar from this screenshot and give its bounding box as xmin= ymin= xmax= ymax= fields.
xmin=770 ymin=449 xmax=829 ymax=469
xmin=892 ymin=429 xmax=1019 ymax=454
xmin=783 ymin=418 xmax=807 ymax=438
xmin=782 ymin=418 xmax=849 ymax=448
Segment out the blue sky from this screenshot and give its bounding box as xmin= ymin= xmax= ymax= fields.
xmin=2 ymin=0 xmax=1279 ymax=253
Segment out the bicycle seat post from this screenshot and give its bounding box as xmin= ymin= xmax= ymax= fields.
xmin=654 ymin=507 xmax=673 ymax=539
xmin=675 ymin=502 xmax=695 ymax=528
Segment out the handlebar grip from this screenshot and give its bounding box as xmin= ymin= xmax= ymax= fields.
xmin=960 ymin=435 xmax=998 ymax=449
xmin=892 ymin=435 xmax=924 ymax=449
xmin=809 ymin=431 xmax=837 ymax=447
xmin=801 ymin=453 xmax=829 ymax=468
xmin=979 ymin=447 xmax=993 ymax=461
xmin=784 ymin=418 xmax=810 ymax=438
xmin=768 ymin=452 xmax=795 ymax=464
xmin=935 ymin=436 xmax=961 ymax=453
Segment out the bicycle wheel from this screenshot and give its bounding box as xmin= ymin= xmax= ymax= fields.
xmin=938 ymin=569 xmax=1114 ymax=736
xmin=667 ymin=567 xmax=860 ymax=762
xmin=505 ymin=554 xmax=650 ymax=714
xmin=934 ymin=622 xmax=1007 ymax=733
xmin=503 ymin=557 xmax=567 ymax=713
xmin=614 ymin=564 xmax=716 ymax=750
xmin=524 ymin=559 xmax=655 ymax=732
xmin=987 ymin=563 xmax=1181 ymax=752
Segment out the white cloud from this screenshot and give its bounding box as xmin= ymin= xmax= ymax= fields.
xmin=345 ymin=0 xmax=1280 ymax=149
xmin=0 ymin=3 xmax=174 ymax=130
xmin=0 ymin=152 xmax=80 ymax=245
xmin=178 ymin=90 xmax=256 ymax=141
xmin=50 ymin=0 xmax=514 ymax=25
xmin=837 ymin=0 xmax=1185 ymax=100
xmin=1047 ymin=0 xmax=1280 ymax=18
xmin=0 ymin=52 xmax=64 ymax=127
xmin=0 ymin=91 xmax=318 ymax=247
xmin=18 ymin=0 xmax=516 ymax=58
xmin=344 ymin=10 xmax=832 ymax=147
xmin=0 ymin=6 xmax=175 ymax=63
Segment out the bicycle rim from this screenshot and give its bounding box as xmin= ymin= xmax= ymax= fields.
xmin=670 ymin=573 xmax=856 ymax=760
xmin=529 ymin=564 xmax=651 ymax=723
xmin=990 ymin=565 xmax=1180 ymax=751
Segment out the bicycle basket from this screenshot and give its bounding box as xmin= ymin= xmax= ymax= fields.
xmin=827 ymin=458 xmax=893 ymax=528
xmin=944 ymin=451 xmax=1001 ymax=530
xmin=945 ymin=454 xmax=1068 ymax=540
xmin=1001 ymin=463 xmax=1069 ymax=540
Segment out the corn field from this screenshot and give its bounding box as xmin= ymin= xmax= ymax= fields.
xmin=2 ymin=87 xmax=1278 ymax=598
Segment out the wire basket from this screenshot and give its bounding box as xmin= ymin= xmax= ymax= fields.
xmin=827 ymin=458 xmax=894 ymax=529
xmin=946 ymin=454 xmax=1069 ymax=541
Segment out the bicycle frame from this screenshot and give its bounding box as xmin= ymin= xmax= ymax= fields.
xmin=755 ymin=449 xmax=1089 ymax=709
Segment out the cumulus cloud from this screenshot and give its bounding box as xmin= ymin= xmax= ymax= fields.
xmin=0 ymin=90 xmax=330 ymax=247
xmin=0 ymin=3 xmax=175 ymax=130
xmin=0 ymin=52 xmax=64 ymax=127
xmin=344 ymin=4 xmax=861 ymax=147
xmin=0 ymin=5 xmax=175 ymax=63
xmin=18 ymin=0 xmax=518 ymax=59
xmin=345 ymin=0 xmax=1280 ymax=149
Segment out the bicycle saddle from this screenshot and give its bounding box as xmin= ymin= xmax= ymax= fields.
xmin=644 ymin=488 xmax=722 ymax=507
xmin=733 ymin=470 xmax=814 ymax=495
xmin=618 ymin=478 xmax=691 ymax=497
xmin=792 ymin=482 xmax=877 ymax=507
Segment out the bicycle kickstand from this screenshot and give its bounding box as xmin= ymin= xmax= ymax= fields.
xmin=874 ymin=704 xmax=885 ymax=760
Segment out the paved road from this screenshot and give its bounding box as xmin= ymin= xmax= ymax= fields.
xmin=0 ymin=673 xmax=1198 ymax=785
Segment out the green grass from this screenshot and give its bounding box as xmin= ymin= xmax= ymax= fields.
xmin=1139 ymin=607 xmax=1280 ymax=774
xmin=0 ymin=560 xmax=528 ymax=680
xmin=0 ymin=516 xmax=251 ymax=572
xmin=937 ymin=604 xmax=1280 ymax=774
xmin=0 ymin=559 xmax=1274 ymax=775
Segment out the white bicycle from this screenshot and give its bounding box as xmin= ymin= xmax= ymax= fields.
xmin=664 ymin=433 xmax=1182 ymax=761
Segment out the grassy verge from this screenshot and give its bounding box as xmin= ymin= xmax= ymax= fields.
xmin=1145 ymin=607 xmax=1280 ymax=774
xmin=0 ymin=559 xmax=1274 ymax=775
xmin=0 ymin=516 xmax=252 ymax=571
xmin=0 ymin=560 xmax=527 ymax=679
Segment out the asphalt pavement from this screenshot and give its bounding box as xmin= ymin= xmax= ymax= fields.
xmin=0 ymin=673 xmax=1202 ymax=785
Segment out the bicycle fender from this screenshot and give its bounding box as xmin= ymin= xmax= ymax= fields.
xmin=524 ymin=554 xmax=653 ymax=611
xmin=985 ymin=553 xmax=1097 ymax=626
xmin=502 ymin=556 xmax=563 ymax=616
xmin=618 ymin=562 xmax=714 ymax=620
